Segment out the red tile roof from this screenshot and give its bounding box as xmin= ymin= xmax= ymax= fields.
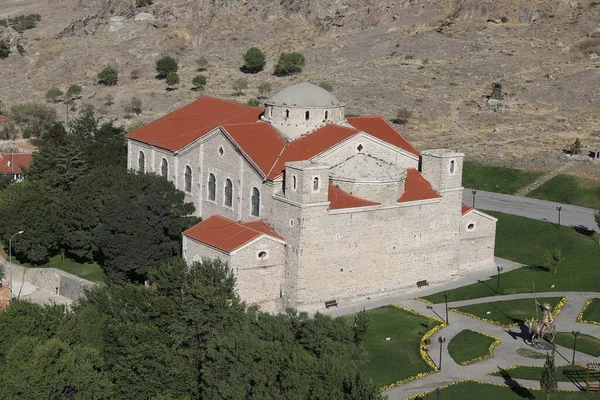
xmin=183 ymin=215 xmax=284 ymax=253
xmin=397 ymin=169 xmax=441 ymax=203
xmin=462 ymin=204 xmax=474 ymax=215
xmin=0 ymin=153 xmax=32 ymax=174
xmin=328 ymin=184 xmax=380 ymax=210
xmin=126 ymin=97 xmax=263 ymax=151
xmin=347 ymin=116 xmax=421 ymax=157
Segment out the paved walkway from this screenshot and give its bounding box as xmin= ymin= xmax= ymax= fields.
xmin=462 ymin=188 xmax=599 ymax=231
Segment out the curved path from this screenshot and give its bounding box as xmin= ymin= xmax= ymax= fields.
xmin=384 ymin=292 xmax=600 ymax=399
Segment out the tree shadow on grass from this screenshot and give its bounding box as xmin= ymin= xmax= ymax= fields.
xmin=491 ymin=304 xmax=523 ymax=325
xmin=524 ymin=264 xmax=550 ymax=272
xmin=476 ymin=279 xmax=498 ymax=296
xmin=496 ymin=367 xmax=535 ymax=399
xmin=573 ymin=225 xmax=598 ymax=242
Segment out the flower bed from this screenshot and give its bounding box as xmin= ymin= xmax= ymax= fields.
xmin=576 ymin=298 xmax=600 ymax=325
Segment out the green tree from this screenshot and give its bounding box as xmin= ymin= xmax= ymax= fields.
xmin=135 ymin=0 xmax=152 ymax=7
xmin=165 ymin=72 xmax=180 ymax=89
xmin=540 ymin=349 xmax=557 ymax=400
xmin=594 ymin=211 xmax=600 ymax=244
xmin=66 ymin=84 xmax=82 ymax=100
xmin=232 ymin=78 xmax=248 ymax=96
xmin=544 ymin=248 xmax=563 ymax=274
xmin=196 ymin=56 xmax=209 ymax=71
xmin=392 ymin=107 xmax=413 ymax=124
xmin=97 ymin=66 xmax=118 ymax=86
xmin=242 ymin=46 xmax=266 ymax=73
xmin=352 ymin=309 xmax=369 ymax=344
xmin=274 ymin=52 xmax=305 ymax=76
xmin=45 ymin=87 xmax=64 ymax=103
xmin=191 ymin=75 xmax=207 ymax=90
xmin=246 ymin=98 xmax=260 ymax=107
xmin=0 ymin=41 xmax=10 ymax=59
xmin=155 ymin=56 xmax=178 ymax=79
xmin=258 ymin=82 xmax=271 ymax=98
xmin=10 ymin=102 xmax=58 ymax=139
xmin=0 ymin=120 xmax=18 ymax=140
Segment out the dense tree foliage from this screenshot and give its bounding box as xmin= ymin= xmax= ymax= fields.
xmin=274 ymin=52 xmax=305 ymax=76
xmin=10 ymin=102 xmax=58 ymax=139
xmin=97 ymin=66 xmax=119 ymax=86
xmin=156 ymin=56 xmax=178 ymax=79
xmin=0 ymin=112 xmax=197 ymax=282
xmin=0 ymin=259 xmax=383 ymax=399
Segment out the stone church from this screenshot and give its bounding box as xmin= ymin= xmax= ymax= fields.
xmin=126 ymin=82 xmax=497 ymax=312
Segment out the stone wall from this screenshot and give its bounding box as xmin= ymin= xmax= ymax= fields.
xmin=459 ymin=210 xmax=497 ymax=271
xmin=1 ymin=263 xmax=96 ymax=301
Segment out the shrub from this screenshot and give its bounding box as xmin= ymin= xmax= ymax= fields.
xmin=155 ymin=56 xmax=178 ymax=79
xmin=124 ymin=97 xmax=143 ymax=116
xmin=45 ymin=87 xmax=64 ymax=103
xmin=274 ymin=52 xmax=305 ymax=76
xmin=66 ymin=84 xmax=82 ymax=100
xmin=242 ymin=47 xmax=266 ymax=73
xmin=192 ymin=75 xmax=207 ymax=90
xmin=246 ymin=98 xmax=261 ymax=107
xmin=196 ymin=56 xmax=209 ymax=71
xmin=392 ymin=108 xmax=413 ymax=124
xmin=0 ymin=41 xmax=11 ymax=59
xmin=130 ymin=69 xmax=141 ymax=80
xmin=97 ymin=66 xmax=118 ymax=86
xmin=0 ymin=120 xmax=18 ymax=140
xmin=258 ymin=82 xmax=272 ymax=98
xmin=165 ymin=72 xmax=180 ymax=88
xmin=232 ymin=78 xmax=248 ymax=96
xmin=319 ymin=82 xmax=333 ymax=92
xmin=135 ymin=0 xmax=152 ymax=6
xmin=10 ymin=102 xmax=58 ymax=138
xmin=104 ymin=94 xmax=114 ymax=107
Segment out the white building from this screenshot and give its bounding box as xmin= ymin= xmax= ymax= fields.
xmin=126 ymin=82 xmax=497 ymax=312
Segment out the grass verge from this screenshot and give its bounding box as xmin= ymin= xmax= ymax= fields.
xmin=528 ymin=174 xmax=600 ymax=210
xmin=344 ymin=305 xmax=441 ymax=387
xmin=447 ymin=329 xmax=499 ymax=365
xmin=451 ymin=297 xmax=565 ymax=327
xmin=554 ymin=332 xmax=600 ymax=357
xmin=490 ymin=365 xmax=589 ymax=382
xmin=462 ymin=161 xmax=543 ymax=195
xmin=516 ymin=348 xmax=546 ymax=359
xmin=423 ymin=211 xmax=600 ymax=304
xmin=408 ymin=380 xmax=599 ymax=399
xmin=578 ymin=298 xmax=600 ymax=324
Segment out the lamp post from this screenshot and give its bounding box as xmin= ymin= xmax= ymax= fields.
xmin=443 ymin=292 xmax=450 ymax=324
xmin=556 ymin=206 xmax=562 ymax=228
xmin=438 ymin=337 xmax=446 ymax=370
xmin=572 ymin=330 xmax=580 ymax=365
xmin=471 ymin=190 xmax=477 ymax=208
xmin=8 ymin=230 xmax=24 ymax=304
xmin=496 ymin=265 xmax=503 ymax=294
xmin=435 ymin=387 xmax=443 ymax=400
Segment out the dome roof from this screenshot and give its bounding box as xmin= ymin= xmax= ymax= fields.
xmin=267 ymin=82 xmax=343 ymax=108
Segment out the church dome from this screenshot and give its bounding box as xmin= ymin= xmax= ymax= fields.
xmin=267 ymin=82 xmax=343 ymax=108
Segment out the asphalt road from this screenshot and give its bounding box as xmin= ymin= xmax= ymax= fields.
xmin=463 ymin=188 xmax=599 ymax=231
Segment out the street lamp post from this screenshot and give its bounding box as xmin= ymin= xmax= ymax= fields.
xmin=443 ymin=292 xmax=450 ymax=325
xmin=435 ymin=387 xmax=443 ymax=400
xmin=438 ymin=337 xmax=446 ymax=370
xmin=496 ymin=266 xmax=504 ymax=294
xmin=8 ymin=230 xmax=24 ymax=304
xmin=471 ymin=190 xmax=477 ymax=208
xmin=556 ymin=206 xmax=562 ymax=228
xmin=572 ymin=331 xmax=580 ymax=365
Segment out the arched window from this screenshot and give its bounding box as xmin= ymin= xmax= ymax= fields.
xmin=208 ymin=173 xmax=216 ymax=201
xmin=224 ymin=179 xmax=233 ymax=207
xmin=251 ymin=187 xmax=260 ymax=217
xmin=325 ymin=110 xmax=329 ymax=121
xmin=184 ymin=166 xmax=192 ymax=193
xmin=292 ymin=175 xmax=297 ymax=190
xmin=138 ymin=151 xmax=145 ymax=173
xmin=305 ymin=110 xmax=310 ymax=120
xmin=313 ymin=177 xmax=319 ymax=191
xmin=285 ymin=109 xmax=289 ymax=118
xmin=450 ymin=160 xmax=455 ymax=174
xmin=161 ymin=158 xmax=168 ymax=179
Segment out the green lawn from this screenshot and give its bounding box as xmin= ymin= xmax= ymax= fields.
xmin=490 ymin=365 xmax=589 ymax=383
xmin=554 ymin=332 xmax=600 ymax=357
xmin=344 ymin=306 xmax=441 ymax=387
xmin=412 ymin=380 xmax=599 ymax=399
xmin=447 ymin=329 xmax=497 ymax=365
xmin=462 ymin=161 xmax=543 ymax=195
xmin=580 ymin=298 xmax=600 ymax=323
xmin=528 ymin=174 xmax=600 ymax=210
xmin=452 ymin=297 xmax=564 ymax=327
xmin=0 ymin=247 xmax=105 ymax=284
xmin=423 ymin=211 xmax=600 ymax=304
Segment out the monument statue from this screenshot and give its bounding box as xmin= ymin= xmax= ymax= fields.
xmin=525 ymin=302 xmax=556 ymax=348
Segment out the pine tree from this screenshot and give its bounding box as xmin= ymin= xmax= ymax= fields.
xmin=540 ymin=348 xmax=557 ymax=400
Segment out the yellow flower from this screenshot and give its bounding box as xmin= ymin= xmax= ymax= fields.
xmin=576 ymin=298 xmax=600 ymax=325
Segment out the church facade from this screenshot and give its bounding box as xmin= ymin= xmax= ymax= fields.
xmin=126 ymin=83 xmax=497 ymax=312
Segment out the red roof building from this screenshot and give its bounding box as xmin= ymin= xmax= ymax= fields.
xmin=0 ymin=153 xmax=32 ymax=176
xmin=129 ymin=82 xmax=497 ymax=312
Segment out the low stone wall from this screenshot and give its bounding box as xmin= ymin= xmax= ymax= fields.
xmin=1 ymin=263 xmax=96 ymax=301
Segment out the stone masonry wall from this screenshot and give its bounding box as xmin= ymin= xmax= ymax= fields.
xmin=459 ymin=211 xmax=497 ymax=271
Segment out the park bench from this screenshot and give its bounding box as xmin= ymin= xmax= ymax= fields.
xmin=417 ymin=280 xmax=429 ymax=288
xmin=325 ymin=300 xmax=338 ymax=308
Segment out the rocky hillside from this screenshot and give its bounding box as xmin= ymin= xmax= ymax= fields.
xmin=1 ymin=0 xmax=600 ymax=175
